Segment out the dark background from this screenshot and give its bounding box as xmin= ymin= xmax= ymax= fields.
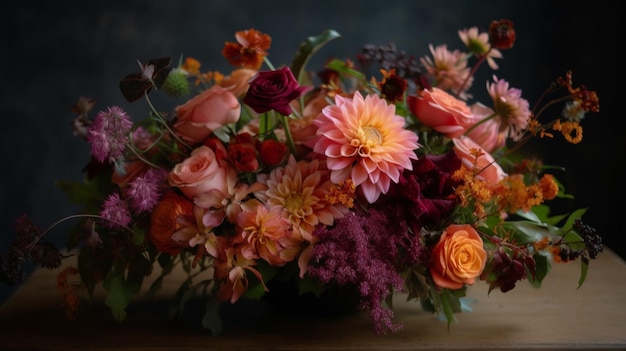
xmin=0 ymin=0 xmax=621 ymax=303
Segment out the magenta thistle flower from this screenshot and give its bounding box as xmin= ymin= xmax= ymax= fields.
xmin=100 ymin=192 xmax=132 ymax=229
xmin=126 ymin=168 xmax=168 ymax=213
xmin=87 ymin=106 xmax=133 ymax=163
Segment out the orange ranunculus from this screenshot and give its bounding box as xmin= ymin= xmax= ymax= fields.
xmin=149 ymin=190 xmax=194 ymax=255
xmin=168 ymin=145 xmax=232 ymax=199
xmin=408 ymin=87 xmax=475 ymax=138
xmin=429 ymin=224 xmax=487 ymax=290
xmin=452 ymin=135 xmax=507 ymax=183
xmin=173 ymin=85 xmax=241 ymax=145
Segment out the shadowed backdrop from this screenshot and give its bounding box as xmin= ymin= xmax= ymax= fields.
xmin=0 ymin=0 xmax=621 ymax=303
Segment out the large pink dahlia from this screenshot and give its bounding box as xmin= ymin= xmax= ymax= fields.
xmin=312 ymin=91 xmax=419 ymax=203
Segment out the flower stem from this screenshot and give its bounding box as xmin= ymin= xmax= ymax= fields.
xmin=281 ymin=114 xmax=297 ymax=155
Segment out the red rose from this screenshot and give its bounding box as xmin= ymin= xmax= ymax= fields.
xmin=243 ymin=66 xmax=311 ymax=116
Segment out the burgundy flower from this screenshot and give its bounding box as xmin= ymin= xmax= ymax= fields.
xmin=378 ymin=150 xmax=462 ymax=232
xmin=243 ymin=66 xmax=311 ymax=116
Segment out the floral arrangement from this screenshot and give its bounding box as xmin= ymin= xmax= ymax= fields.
xmin=0 ymin=19 xmax=603 ymax=335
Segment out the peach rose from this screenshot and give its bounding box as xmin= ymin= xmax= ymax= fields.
xmin=453 ymin=136 xmax=507 ymax=183
xmin=429 ymin=224 xmax=487 ymax=290
xmin=408 ymin=87 xmax=475 ymax=138
xmin=173 ymin=85 xmax=241 ymax=145
xmin=220 ymin=68 xmax=257 ymax=98
xmin=168 ymin=145 xmax=229 ymax=199
xmin=466 ymin=102 xmax=506 ymax=153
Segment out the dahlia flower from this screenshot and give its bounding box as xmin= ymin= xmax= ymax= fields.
xmin=312 ymin=91 xmax=419 ymax=203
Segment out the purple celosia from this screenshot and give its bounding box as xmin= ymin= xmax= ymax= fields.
xmin=308 ymin=208 xmax=422 ymax=334
xmin=86 ymin=106 xmax=133 ymax=163
xmin=100 ymin=192 xmax=132 ymax=229
xmin=126 ymin=168 xmax=169 ymax=213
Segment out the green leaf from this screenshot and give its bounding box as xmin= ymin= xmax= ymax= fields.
xmin=529 ymin=253 xmax=550 ymax=287
xmin=578 ymin=258 xmax=589 ymax=288
xmin=325 ymin=58 xmax=365 ymax=79
xmin=56 ymin=171 xmax=114 ymax=212
xmin=103 ymin=265 xmax=138 ymax=323
xmin=440 ymin=289 xmax=459 ymax=329
xmin=502 ymin=221 xmax=553 ymax=245
xmin=558 ymin=208 xmax=588 ymax=234
xmin=297 ymin=276 xmax=325 ymax=297
xmin=202 ymin=295 xmax=223 ymax=335
xmin=290 ymin=29 xmax=342 ymax=84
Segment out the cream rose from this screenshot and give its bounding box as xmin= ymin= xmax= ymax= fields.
xmin=429 ymin=224 xmax=487 ymax=290
xmin=168 ymin=146 xmax=229 ymax=199
xmin=173 ymin=85 xmax=241 ymax=145
xmin=408 ymin=87 xmax=475 ymax=138
xmin=453 ymin=136 xmax=507 ymax=183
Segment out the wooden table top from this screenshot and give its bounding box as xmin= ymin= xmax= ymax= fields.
xmin=1 ymin=248 xmax=625 ymax=350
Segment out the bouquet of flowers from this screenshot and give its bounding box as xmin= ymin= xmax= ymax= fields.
xmin=0 ymin=19 xmax=603 ymax=335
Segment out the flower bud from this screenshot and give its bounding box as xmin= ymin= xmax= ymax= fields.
xmin=489 ymin=19 xmax=516 ymax=50
xmin=163 ymin=68 xmax=190 ymax=97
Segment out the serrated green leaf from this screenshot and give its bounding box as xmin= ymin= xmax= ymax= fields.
xmin=290 ymin=29 xmax=342 ymax=84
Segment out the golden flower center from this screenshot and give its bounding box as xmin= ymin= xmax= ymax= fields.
xmin=284 ymin=193 xmax=305 ymax=217
xmin=353 ymin=126 xmax=383 ymax=157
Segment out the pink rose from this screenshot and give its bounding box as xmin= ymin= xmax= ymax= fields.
xmin=243 ymin=66 xmax=311 ymax=116
xmin=168 ymin=146 xmax=229 ymax=199
xmin=466 ymin=102 xmax=506 ymax=153
xmin=453 ymin=136 xmax=507 ymax=183
xmin=173 ymin=85 xmax=241 ymax=145
xmin=408 ymin=87 xmax=475 ymax=138
xmin=430 ymin=224 xmax=487 ymax=290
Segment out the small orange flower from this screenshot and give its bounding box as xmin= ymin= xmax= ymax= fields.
xmin=222 ymin=28 xmax=271 ymax=70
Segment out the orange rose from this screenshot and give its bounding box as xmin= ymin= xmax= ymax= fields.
xmin=168 ymin=146 xmax=230 ymax=199
xmin=408 ymin=87 xmax=475 ymax=138
xmin=173 ymin=85 xmax=241 ymax=145
xmin=429 ymin=224 xmax=487 ymax=290
xmin=149 ymin=190 xmax=194 ymax=255
xmin=453 ymin=136 xmax=507 ymax=183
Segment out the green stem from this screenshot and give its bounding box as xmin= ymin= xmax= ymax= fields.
xmin=264 ymin=57 xmax=276 ymax=70
xmin=281 ymin=114 xmax=297 ymax=155
xmin=464 ymin=112 xmax=498 ymax=136
xmin=144 ymin=92 xmax=192 ymax=151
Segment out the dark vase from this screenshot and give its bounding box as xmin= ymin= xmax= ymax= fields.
xmin=259 ymin=279 xmax=361 ymax=317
